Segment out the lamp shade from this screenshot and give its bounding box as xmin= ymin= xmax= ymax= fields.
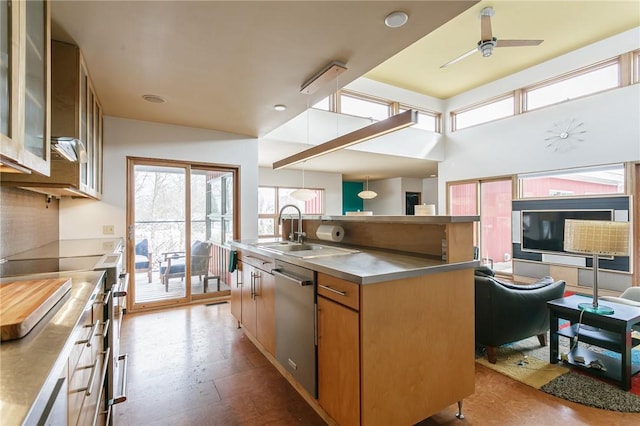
xmin=290 ymin=188 xmax=316 ymax=201
xmin=358 ymin=176 xmax=377 ymax=199
xmin=358 ymin=190 xmax=377 ymax=200
xmin=564 ymin=220 xmax=630 ymax=256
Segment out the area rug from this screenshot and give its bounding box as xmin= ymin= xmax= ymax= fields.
xmin=476 ymin=335 xmax=640 ymax=412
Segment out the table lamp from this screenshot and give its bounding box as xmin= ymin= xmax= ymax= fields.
xmin=563 ymin=219 xmax=630 ymax=315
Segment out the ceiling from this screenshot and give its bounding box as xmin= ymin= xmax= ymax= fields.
xmin=50 ymin=1 xmax=639 ymax=181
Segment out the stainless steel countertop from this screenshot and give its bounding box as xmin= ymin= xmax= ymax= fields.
xmin=0 ymin=270 xmax=105 ymax=426
xmin=230 ymin=239 xmax=478 ymax=284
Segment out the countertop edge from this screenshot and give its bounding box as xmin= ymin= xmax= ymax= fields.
xmin=230 ymin=240 xmax=478 ymax=284
xmin=0 ymin=270 xmax=106 ymax=426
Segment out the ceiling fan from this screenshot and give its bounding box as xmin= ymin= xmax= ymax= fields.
xmin=440 ymin=7 xmax=543 ymax=68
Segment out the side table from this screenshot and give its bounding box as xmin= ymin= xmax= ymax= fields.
xmin=548 ymin=294 xmax=640 ymax=390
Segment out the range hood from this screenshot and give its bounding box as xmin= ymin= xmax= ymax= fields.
xmin=51 ymin=137 xmax=87 ymax=163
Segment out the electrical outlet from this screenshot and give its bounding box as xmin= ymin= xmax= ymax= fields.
xmin=103 ymin=225 xmax=115 ymax=235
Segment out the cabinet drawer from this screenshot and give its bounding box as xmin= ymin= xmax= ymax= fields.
xmin=68 ymin=311 xmax=95 ymax=372
xmin=317 ymin=273 xmax=359 ymax=311
xmin=241 ymin=252 xmax=275 ymax=272
xmin=76 ymin=347 xmax=108 ymax=426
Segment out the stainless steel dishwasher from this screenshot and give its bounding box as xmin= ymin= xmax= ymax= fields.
xmin=273 ymin=259 xmax=317 ymax=398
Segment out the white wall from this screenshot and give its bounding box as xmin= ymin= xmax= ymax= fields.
xmin=422 ymin=177 xmax=438 ymax=211
xmin=258 ymin=167 xmax=343 ymax=215
xmin=364 ymin=178 xmax=401 ymax=215
xmin=59 ymin=117 xmax=259 ymax=240
xmin=438 ymin=28 xmax=640 ymax=210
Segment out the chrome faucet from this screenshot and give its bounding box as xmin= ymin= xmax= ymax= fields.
xmin=277 ymin=204 xmax=305 ymax=243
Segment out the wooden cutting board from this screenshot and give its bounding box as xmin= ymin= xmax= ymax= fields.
xmin=0 ymin=278 xmax=72 ymax=341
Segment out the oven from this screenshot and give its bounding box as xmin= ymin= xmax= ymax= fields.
xmin=0 ymin=240 xmax=129 ymax=425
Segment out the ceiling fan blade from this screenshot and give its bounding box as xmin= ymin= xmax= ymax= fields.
xmin=496 ymin=39 xmax=544 ymax=48
xmin=440 ymin=46 xmax=478 ymax=68
xmin=480 ymin=13 xmax=492 ymax=41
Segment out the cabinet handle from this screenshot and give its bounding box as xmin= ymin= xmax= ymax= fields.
xmin=251 ymin=272 xmax=261 ymax=299
xmin=90 ymin=349 xmax=111 ymax=426
xmin=73 ymin=348 xmax=109 ymax=396
xmin=97 ymin=289 xmax=112 ymax=307
xmin=318 ymin=284 xmax=347 ymax=296
xmin=101 ymin=319 xmax=110 ymax=339
xmin=77 ymin=320 xmax=100 ymax=347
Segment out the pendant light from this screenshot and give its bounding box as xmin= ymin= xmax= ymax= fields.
xmin=358 ymin=176 xmax=377 ymax=200
xmin=290 ymin=162 xmax=316 ymax=201
xmin=290 ymin=96 xmax=316 ymax=202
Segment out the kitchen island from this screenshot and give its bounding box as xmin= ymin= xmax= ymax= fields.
xmin=230 ymin=214 xmax=479 ymax=426
xmin=0 ymin=270 xmax=106 ymax=425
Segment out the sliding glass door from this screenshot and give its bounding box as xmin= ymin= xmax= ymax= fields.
xmin=448 ymin=177 xmax=514 ymax=274
xmin=127 ymin=158 xmax=238 ymax=311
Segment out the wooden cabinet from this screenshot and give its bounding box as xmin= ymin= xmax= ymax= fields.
xmin=67 ymin=286 xmax=109 ymax=426
xmin=2 ymin=40 xmax=103 ymax=199
xmin=0 ymin=0 xmax=50 ymax=176
xmin=235 ymin=252 xmax=276 ymax=355
xmin=316 ymin=269 xmax=476 ymax=426
xmin=318 ymin=290 xmax=360 ymax=426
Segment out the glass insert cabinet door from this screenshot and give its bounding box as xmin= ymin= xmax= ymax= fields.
xmin=0 ymin=0 xmax=11 ymax=139
xmin=23 ymin=0 xmax=47 ymax=163
xmin=0 ymin=0 xmax=49 ymax=174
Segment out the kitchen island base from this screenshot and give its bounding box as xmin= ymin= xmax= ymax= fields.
xmin=236 ymin=267 xmax=475 ymax=426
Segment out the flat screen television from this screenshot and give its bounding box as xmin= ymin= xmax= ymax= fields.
xmin=521 ymin=209 xmax=613 ymax=254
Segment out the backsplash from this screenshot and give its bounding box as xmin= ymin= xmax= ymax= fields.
xmin=0 ymin=187 xmax=59 ymax=259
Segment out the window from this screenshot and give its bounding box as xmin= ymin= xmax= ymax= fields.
xmin=258 ymin=186 xmax=324 ymax=237
xmin=339 ymin=91 xmax=391 ymax=121
xmin=399 ymin=106 xmax=439 ymax=132
xmin=452 ymin=95 xmax=514 ymax=131
xmin=525 ymin=61 xmax=619 ymax=111
xmin=518 ymin=164 xmax=625 ymax=198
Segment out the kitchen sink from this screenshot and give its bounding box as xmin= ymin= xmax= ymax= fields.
xmin=252 ymin=241 xmax=359 ymax=259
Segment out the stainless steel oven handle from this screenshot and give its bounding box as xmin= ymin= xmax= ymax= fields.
xmin=112 ymin=353 xmax=129 ymax=405
xmin=114 ymin=272 xmax=129 ymax=297
xmin=272 ymin=269 xmax=313 ymax=286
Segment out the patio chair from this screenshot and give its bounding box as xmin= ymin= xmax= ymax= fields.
xmin=160 ymin=240 xmax=212 ymax=292
xmin=135 ymin=239 xmax=153 ymax=283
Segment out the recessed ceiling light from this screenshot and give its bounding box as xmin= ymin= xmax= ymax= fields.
xmin=430 ymin=174 xmax=437 ymax=178
xmin=142 ymin=94 xmax=166 ymax=104
xmin=384 ymin=11 xmax=408 ymax=28
xmin=274 ymin=104 xmax=287 ymax=111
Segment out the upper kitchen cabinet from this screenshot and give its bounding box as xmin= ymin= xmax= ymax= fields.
xmin=0 ymin=0 xmax=51 ymax=176
xmin=2 ymin=40 xmax=103 ymax=199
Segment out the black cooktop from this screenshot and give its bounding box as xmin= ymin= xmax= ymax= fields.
xmin=0 ymin=256 xmax=103 ymax=278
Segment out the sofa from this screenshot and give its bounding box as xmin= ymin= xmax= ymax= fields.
xmin=474 ymin=266 xmax=566 ymax=363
